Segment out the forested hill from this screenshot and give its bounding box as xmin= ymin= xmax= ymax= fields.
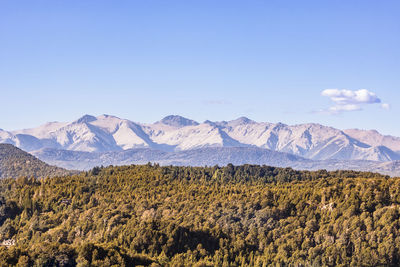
xmin=0 ymin=144 xmax=72 ymax=179
xmin=1 ymin=163 xmax=399 ymax=266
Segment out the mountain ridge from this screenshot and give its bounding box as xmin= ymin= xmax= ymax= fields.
xmin=0 ymin=144 xmax=72 ymax=178
xmin=1 ymin=114 xmax=399 ymax=162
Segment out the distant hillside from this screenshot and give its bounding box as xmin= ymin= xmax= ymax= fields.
xmin=32 ymin=147 xmax=312 ymax=170
xmin=32 ymin=146 xmax=400 ymax=176
xmin=0 ymin=144 xmax=72 ymax=178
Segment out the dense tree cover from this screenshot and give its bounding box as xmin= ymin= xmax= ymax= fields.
xmin=0 ymin=163 xmax=398 ymax=266
xmin=0 ymin=144 xmax=72 ymax=179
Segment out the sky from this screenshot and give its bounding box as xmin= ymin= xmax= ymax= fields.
xmin=1 ymin=1 xmax=399 ymax=136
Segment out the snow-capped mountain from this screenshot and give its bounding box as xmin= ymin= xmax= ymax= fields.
xmin=344 ymin=129 xmax=400 ymax=153
xmin=1 ymin=114 xmax=400 ymax=162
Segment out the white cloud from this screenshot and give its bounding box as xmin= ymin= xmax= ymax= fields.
xmin=321 ymin=89 xmax=388 ymax=114
xmin=321 ymin=89 xmax=381 ymax=105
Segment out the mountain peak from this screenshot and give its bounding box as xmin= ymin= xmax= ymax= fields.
xmin=203 ymin=120 xmax=215 ymax=125
xmin=159 ymin=115 xmax=199 ymax=127
xmin=3 ymin=115 xmax=400 ymax=165
xmin=229 ymin=117 xmax=254 ymax=125
xmin=75 ymin=114 xmax=97 ymax=124
xmin=98 ymin=114 xmax=120 ymax=120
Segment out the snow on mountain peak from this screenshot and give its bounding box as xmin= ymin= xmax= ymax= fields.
xmin=344 ymin=128 xmax=400 ymax=152
xmin=228 ymin=117 xmax=255 ymax=126
xmin=2 ymin=114 xmax=400 ymax=162
xmin=98 ymin=114 xmax=121 ymax=120
xmin=75 ymin=114 xmax=97 ymax=124
xmin=159 ymin=115 xmax=199 ymax=127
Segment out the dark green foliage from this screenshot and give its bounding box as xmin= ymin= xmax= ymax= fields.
xmin=0 ymin=144 xmax=72 ymax=179
xmin=0 ymin=163 xmax=398 ymax=266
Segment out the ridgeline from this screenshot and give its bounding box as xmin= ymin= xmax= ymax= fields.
xmin=0 ymin=144 xmax=72 ymax=179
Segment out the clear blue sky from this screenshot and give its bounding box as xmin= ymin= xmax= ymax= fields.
xmin=1 ymin=1 xmax=399 ymax=135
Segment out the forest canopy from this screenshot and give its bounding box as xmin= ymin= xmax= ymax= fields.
xmin=0 ymin=163 xmax=399 ymax=266
xmin=0 ymin=144 xmax=72 ymax=179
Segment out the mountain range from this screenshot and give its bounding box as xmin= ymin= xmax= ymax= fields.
xmin=1 ymin=114 xmax=400 ymax=175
